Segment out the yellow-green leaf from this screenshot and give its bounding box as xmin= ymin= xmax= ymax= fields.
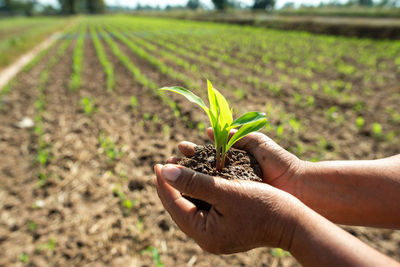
xmin=226 ymin=118 xmax=267 ymax=151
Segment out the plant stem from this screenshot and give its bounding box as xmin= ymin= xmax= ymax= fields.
xmin=216 ymin=147 xmax=222 ymax=171
xmin=216 ymin=147 xmax=226 ymax=171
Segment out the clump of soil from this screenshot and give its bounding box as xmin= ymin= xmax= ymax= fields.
xmin=178 ymin=144 xmax=263 ymax=210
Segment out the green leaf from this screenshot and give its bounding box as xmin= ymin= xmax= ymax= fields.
xmin=207 ymin=80 xmax=219 ymax=133
xmin=226 ymin=118 xmax=267 ymax=151
xmin=231 ymin=112 xmax=267 ymax=127
xmin=207 ymin=80 xmax=218 ymax=119
xmin=160 ymin=86 xmax=209 ymax=114
xmin=214 ymin=87 xmax=233 ymax=127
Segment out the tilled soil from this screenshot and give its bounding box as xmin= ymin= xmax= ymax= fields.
xmin=0 ymin=29 xmax=399 ymax=267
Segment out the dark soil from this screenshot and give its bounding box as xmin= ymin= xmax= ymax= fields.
xmin=179 ymin=144 xmax=263 ymax=210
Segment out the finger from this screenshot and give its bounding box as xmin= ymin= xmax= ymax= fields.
xmin=160 ymin=164 xmax=223 ymax=205
xmin=178 ymin=141 xmax=196 ymax=157
xmin=167 ymin=156 xmax=181 ymax=164
xmin=154 ymin=164 xmax=206 ymax=237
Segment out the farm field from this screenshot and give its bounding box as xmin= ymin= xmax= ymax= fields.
xmin=0 ymin=15 xmax=399 ymax=266
xmin=0 ymin=17 xmax=70 ymax=70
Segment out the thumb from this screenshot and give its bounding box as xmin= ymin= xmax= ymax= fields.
xmin=161 ymin=164 xmax=222 ymax=205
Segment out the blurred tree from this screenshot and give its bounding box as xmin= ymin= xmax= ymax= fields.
xmin=86 ymin=0 xmax=105 ymax=13
xmin=0 ymin=0 xmax=38 ymax=15
xmin=187 ymin=0 xmax=200 ymax=9
xmin=358 ymin=0 xmax=373 ymax=5
xmin=24 ymin=0 xmax=36 ymax=16
xmin=252 ymin=0 xmax=275 ymax=9
xmin=59 ymin=0 xmax=77 ymax=14
xmin=212 ymin=0 xmax=229 ymax=10
xmin=41 ymin=4 xmax=58 ymax=15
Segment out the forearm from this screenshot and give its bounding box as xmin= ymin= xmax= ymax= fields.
xmin=291 ymin=205 xmax=399 ymax=267
xmin=293 ymin=155 xmax=400 ymax=228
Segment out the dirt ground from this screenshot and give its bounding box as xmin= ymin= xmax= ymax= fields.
xmin=0 ymin=29 xmax=399 ymax=267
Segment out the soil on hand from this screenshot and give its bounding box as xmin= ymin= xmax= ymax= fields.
xmin=178 ymin=144 xmax=263 ymax=210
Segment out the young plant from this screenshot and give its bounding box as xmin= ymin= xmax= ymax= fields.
xmin=80 ymin=97 xmax=96 ymax=116
xmin=161 ymin=80 xmax=267 ymax=171
xmin=130 ymin=96 xmax=139 ymax=114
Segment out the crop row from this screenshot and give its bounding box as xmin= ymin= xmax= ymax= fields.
xmin=33 ymin=34 xmax=74 ymax=186
xmin=69 ymin=24 xmax=86 ymax=91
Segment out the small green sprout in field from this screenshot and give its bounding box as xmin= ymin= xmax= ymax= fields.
xmin=372 ymin=122 xmax=383 ymax=139
xmin=137 ymin=218 xmax=144 ymax=231
xmin=306 ymin=96 xmax=314 ymax=107
xmin=130 ymin=96 xmax=139 ymax=114
xmin=319 ymin=136 xmax=334 ymax=151
xmin=325 ymin=106 xmax=338 ymax=121
xmin=99 ymin=132 xmax=123 ymax=163
xmin=19 ymin=253 xmax=29 ymax=264
xmin=268 ymin=83 xmax=281 ymax=96
xmin=142 ymin=246 xmax=164 ymax=267
xmin=161 ymin=80 xmax=267 ymax=171
xmin=264 ymin=121 xmax=273 ymax=133
xmin=80 ymin=97 xmax=96 ymax=116
xmin=37 ymin=172 xmax=49 ymax=187
xmin=36 ymin=145 xmax=51 ymax=166
xmin=163 ymin=124 xmax=170 ymax=136
xmin=152 ymin=114 xmax=159 ymax=123
xmin=276 ymin=124 xmax=284 ymax=139
xmin=34 ymin=95 xmax=46 ymax=113
xmin=234 ymin=88 xmax=246 ymax=100
xmin=28 ymin=221 xmax=37 ymax=231
xmin=36 ymin=237 xmax=56 ymax=253
xmin=288 ymin=117 xmax=301 ymax=134
xmin=143 ymin=113 xmax=152 ymax=121
xmin=293 ymin=92 xmax=302 ymax=106
xmin=311 ymin=82 xmax=319 ymax=92
xmin=353 ymin=101 xmax=365 ymax=113
xmin=355 ymin=116 xmax=365 ymax=129
xmin=385 ymin=107 xmax=400 ymax=124
xmin=113 ymin=183 xmax=135 ymax=215
xmin=386 ymin=131 xmax=396 ymax=141
xmin=197 ymin=122 xmax=206 ymax=133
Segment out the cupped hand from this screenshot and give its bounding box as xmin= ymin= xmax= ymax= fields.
xmin=154 ymin=164 xmax=305 ymax=254
xmin=168 ymin=128 xmax=303 ymax=194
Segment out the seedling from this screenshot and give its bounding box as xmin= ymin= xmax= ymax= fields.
xmin=130 ymin=96 xmax=139 ymax=114
xmin=113 ymin=183 xmax=135 ymax=215
xmin=372 ymin=122 xmax=383 ymax=139
xmin=80 ymin=97 xmax=96 ymax=116
xmin=28 ymin=221 xmax=37 ymax=231
xmin=19 ymin=253 xmax=29 ymax=264
xmin=36 ymin=237 xmax=56 ymax=253
xmin=99 ymin=132 xmax=123 ymax=163
xmin=355 ymin=116 xmax=365 ymax=129
xmin=142 ymin=246 xmax=164 ymax=267
xmin=161 ymin=80 xmax=267 ymax=171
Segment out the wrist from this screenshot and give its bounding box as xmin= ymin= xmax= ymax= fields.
xmin=271 ymin=192 xmax=310 ymax=252
xmin=271 ymin=158 xmax=309 ymax=199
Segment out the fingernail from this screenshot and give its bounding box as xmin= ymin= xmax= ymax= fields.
xmin=154 ymin=164 xmax=162 ymax=172
xmin=162 ymin=165 xmax=181 ymax=182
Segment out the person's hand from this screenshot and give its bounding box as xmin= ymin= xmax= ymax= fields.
xmin=154 ymin=164 xmax=305 ymax=254
xmin=168 ymin=128 xmax=303 ymax=194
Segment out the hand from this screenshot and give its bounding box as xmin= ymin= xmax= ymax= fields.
xmin=169 ymin=128 xmax=303 ymax=194
xmin=154 ymin=164 xmax=305 ymax=254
